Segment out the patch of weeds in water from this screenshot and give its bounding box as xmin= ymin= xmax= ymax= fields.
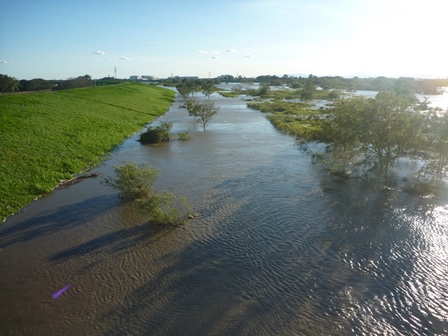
xmin=176 ymin=131 xmax=193 ymax=141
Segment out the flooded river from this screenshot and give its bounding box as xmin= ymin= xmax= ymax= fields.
xmin=1 ymin=91 xmax=448 ymax=335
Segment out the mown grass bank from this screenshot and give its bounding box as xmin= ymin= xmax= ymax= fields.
xmin=0 ymin=83 xmax=175 ymax=222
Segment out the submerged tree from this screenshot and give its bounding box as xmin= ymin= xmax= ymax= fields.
xmin=321 ymin=91 xmax=425 ymax=181
xmin=181 ymin=100 xmax=219 ymax=130
xmin=300 ymin=82 xmax=316 ymax=101
xmin=176 ymin=84 xmax=192 ymax=100
xmin=258 ymin=82 xmax=270 ymax=96
xmin=196 ymin=101 xmax=219 ymax=131
xmin=201 ymin=80 xmax=217 ymax=99
xmin=419 ymin=108 xmax=448 ymax=182
xmin=180 ymin=100 xmax=201 ymax=121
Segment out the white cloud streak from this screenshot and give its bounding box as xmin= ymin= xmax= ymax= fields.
xmin=92 ymin=51 xmax=106 ymax=55
xmin=198 ymin=50 xmax=220 ymax=55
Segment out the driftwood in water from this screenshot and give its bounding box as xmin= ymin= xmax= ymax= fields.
xmin=57 ymin=172 xmax=99 ymax=188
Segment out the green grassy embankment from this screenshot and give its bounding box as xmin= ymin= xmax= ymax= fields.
xmin=0 ymin=83 xmax=176 ymax=222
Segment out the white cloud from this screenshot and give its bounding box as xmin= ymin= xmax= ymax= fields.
xmin=0 ymin=60 xmax=7 ymax=64
xmin=119 ymin=56 xmax=130 ymax=61
xmin=227 ymin=48 xmax=237 ymax=53
xmin=210 ymin=50 xmax=220 ymax=54
xmin=242 ymin=54 xmax=253 ymax=58
xmin=92 ymin=50 xmax=106 ymax=55
xmin=197 ymin=50 xmax=209 ymax=54
xmin=106 ymin=58 xmax=112 ymax=61
xmin=211 ymin=56 xmax=221 ymax=59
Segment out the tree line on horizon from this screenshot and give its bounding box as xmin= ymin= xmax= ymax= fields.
xmin=0 ymin=74 xmax=94 ymax=93
xmin=2 ymin=73 xmax=447 ymax=95
xmin=161 ymin=74 xmax=447 ymax=96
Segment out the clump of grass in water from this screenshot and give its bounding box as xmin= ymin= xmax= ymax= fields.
xmin=103 ymin=162 xmax=192 ymax=226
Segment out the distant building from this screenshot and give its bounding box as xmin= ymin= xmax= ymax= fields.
xmin=129 ymin=75 xmax=141 ymax=81
xmin=142 ymin=75 xmax=158 ymax=81
xmin=173 ymin=76 xmax=199 ymax=80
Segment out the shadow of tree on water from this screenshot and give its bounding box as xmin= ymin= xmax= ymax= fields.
xmin=49 ymin=222 xmax=178 ymax=264
xmin=90 ymin=172 xmax=448 ymax=336
xmin=0 ymin=195 xmax=117 ymax=249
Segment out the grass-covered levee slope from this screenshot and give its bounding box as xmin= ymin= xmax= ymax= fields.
xmin=0 ymin=83 xmax=175 ymax=222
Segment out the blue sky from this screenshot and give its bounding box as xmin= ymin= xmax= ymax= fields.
xmin=1 ymin=0 xmax=447 ymax=80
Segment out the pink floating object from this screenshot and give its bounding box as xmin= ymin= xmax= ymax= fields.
xmin=52 ymin=284 xmax=71 ymax=299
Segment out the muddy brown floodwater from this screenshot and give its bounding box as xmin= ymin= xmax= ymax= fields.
xmin=1 ymin=91 xmax=448 ymax=335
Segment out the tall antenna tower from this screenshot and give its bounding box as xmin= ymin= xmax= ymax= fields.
xmin=114 ymin=66 xmax=117 ymax=79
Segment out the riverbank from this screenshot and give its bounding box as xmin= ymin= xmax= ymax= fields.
xmin=0 ymin=83 xmax=175 ymax=222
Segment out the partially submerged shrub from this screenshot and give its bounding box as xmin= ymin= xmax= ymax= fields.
xmin=177 ymin=131 xmax=192 ymax=141
xmin=104 ymin=162 xmax=159 ymax=200
xmin=104 ymin=162 xmax=191 ymax=225
xmin=140 ymin=121 xmax=172 ymax=144
xmin=135 ymin=194 xmax=191 ymax=226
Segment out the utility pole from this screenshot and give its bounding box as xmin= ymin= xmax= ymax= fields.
xmin=114 ymin=66 xmax=117 ymax=79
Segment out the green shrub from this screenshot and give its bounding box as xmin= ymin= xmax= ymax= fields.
xmin=177 ymin=131 xmax=192 ymax=141
xmin=104 ymin=162 xmax=191 ymax=226
xmin=140 ymin=121 xmax=172 ymax=143
xmin=327 ymin=90 xmax=340 ymax=100
xmin=104 ymin=162 xmax=159 ymax=200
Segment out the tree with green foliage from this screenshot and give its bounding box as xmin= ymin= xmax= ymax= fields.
xmin=19 ymin=78 xmax=52 ymax=91
xmin=300 ymin=82 xmax=316 ymax=101
xmin=419 ymin=108 xmax=448 ymax=182
xmin=321 ymin=91 xmax=425 ymax=181
xmin=184 ymin=100 xmax=219 ymax=130
xmin=327 ymin=90 xmax=340 ymax=100
xmin=176 ymin=83 xmax=192 ymax=100
xmin=0 ymin=74 xmax=20 ymax=93
xmin=201 ymin=80 xmax=216 ymax=99
xmin=104 ymin=162 xmax=191 ymax=225
xmin=258 ymin=82 xmax=270 ymax=96
xmin=53 ymin=75 xmax=93 ymax=90
xmin=197 ymin=101 xmax=219 ymax=130
xmin=180 ymin=99 xmax=201 ymax=121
